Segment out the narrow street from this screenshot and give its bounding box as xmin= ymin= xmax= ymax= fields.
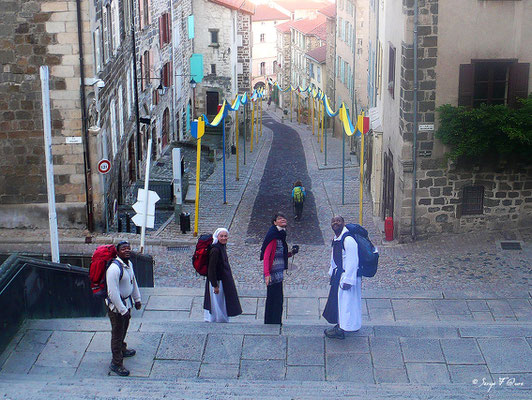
xmin=247 ymin=113 xmax=324 ymax=245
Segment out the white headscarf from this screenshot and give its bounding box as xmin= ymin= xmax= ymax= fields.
xmin=212 ymin=228 xmax=229 ymax=245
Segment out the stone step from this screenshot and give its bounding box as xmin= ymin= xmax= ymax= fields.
xmin=0 ymin=374 xmax=526 ymax=399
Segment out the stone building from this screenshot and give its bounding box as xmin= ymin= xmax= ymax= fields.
xmin=318 ymin=3 xmax=336 ymax=110
xmin=306 ymin=46 xmax=327 ymax=95
xmin=0 ymin=0 xmax=194 ymax=231
xmin=275 ymin=19 xmax=293 ymax=110
xmin=251 ymin=4 xmax=290 ymax=92
xmin=367 ymin=0 xmax=532 ymax=241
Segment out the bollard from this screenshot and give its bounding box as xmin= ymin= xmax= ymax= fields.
xmin=385 ymin=217 xmax=394 ymax=241
xmin=125 ymin=212 xmax=131 ymax=233
xmin=180 ymin=212 xmax=191 ymax=234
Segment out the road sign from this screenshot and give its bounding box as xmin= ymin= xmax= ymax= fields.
xmin=131 ymin=188 xmax=160 ymax=229
xmin=98 ymin=159 xmax=111 ymax=174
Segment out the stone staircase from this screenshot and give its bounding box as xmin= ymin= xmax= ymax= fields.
xmin=1 ymin=288 xmax=531 ymax=399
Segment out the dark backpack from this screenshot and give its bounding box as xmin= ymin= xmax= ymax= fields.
xmin=89 ymin=245 xmax=124 ymax=298
xmin=340 ymin=224 xmax=379 ymax=278
xmin=192 ymin=234 xmax=213 ymax=276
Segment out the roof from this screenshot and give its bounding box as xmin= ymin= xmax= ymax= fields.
xmin=310 ymin=22 xmax=327 ymax=41
xmin=209 ymin=0 xmax=255 ymax=15
xmin=306 ymin=45 xmax=327 ymax=63
xmin=252 ymin=4 xmax=290 ymax=22
xmin=291 ymin=15 xmax=326 ymax=36
xmin=274 ymin=0 xmax=329 ymax=13
xmin=318 ymin=3 xmax=336 ymax=19
xmin=275 ymin=20 xmax=294 ymax=33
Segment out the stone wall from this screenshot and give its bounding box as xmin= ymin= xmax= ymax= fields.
xmin=0 ymin=0 xmax=91 ymax=228
xmin=238 ymin=13 xmax=252 ymax=94
xmin=415 ymin=165 xmax=532 ymax=234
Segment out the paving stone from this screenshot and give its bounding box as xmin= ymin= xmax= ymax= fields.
xmin=28 ymin=365 xmax=77 ymax=377
xmin=145 ymin=295 xmax=193 ymax=311
xmin=240 ymin=297 xmax=258 ymax=315
xmin=438 ymin=314 xmax=474 ymax=322
xmin=477 ymin=338 xmax=532 ymax=373
xmin=14 ymin=330 xmax=52 ymax=353
xmin=286 ymin=365 xmax=324 ymax=381
xmin=199 ymin=363 xmax=239 ymax=379
xmin=366 ymin=299 xmax=392 ymax=309
xmin=440 ymin=339 xmax=485 ymax=365
xmin=448 ymin=364 xmax=492 ymax=384
xmin=325 ymin=353 xmax=373 ymax=383
xmin=203 ymin=334 xmax=244 ymax=364
xmin=287 ymin=297 xmax=319 ymax=316
xmin=442 ymin=290 xmax=497 ymax=300
xmin=86 ymin=332 xmax=110 ymax=353
xmin=405 ymin=363 xmax=451 ymax=384
xmin=287 ymin=336 xmax=323 ymax=366
xmin=35 ymin=331 xmax=94 ymax=368
xmin=326 ymin=336 xmax=370 ymax=354
xmin=400 ymin=338 xmax=445 ymax=363
xmin=374 ymin=367 xmax=409 ymax=384
xmin=239 ymin=359 xmax=285 ymax=380
xmin=392 ymin=300 xmax=438 ymax=321
xmin=369 ymin=337 xmax=403 ymax=368
xmin=141 ymin=310 xmax=191 ymax=320
xmin=460 ymin=326 xmax=532 ymax=338
xmin=151 ymin=360 xmax=200 ymax=378
xmin=467 ymin=300 xmax=490 ymax=312
xmin=374 ymin=326 xmax=459 ymax=339
xmin=0 ymin=351 xmax=38 ymax=374
xmin=472 ymin=311 xmax=494 ymax=321
xmin=241 ymin=335 xmax=286 ymax=360
xmin=76 ymin=352 xmax=110 ymax=378
xmin=433 ymin=300 xmax=470 ymax=315
xmin=367 ymin=307 xmax=395 ymax=322
xmin=156 ymin=333 xmax=206 ymax=361
xmin=487 ymin=300 xmax=516 ymax=318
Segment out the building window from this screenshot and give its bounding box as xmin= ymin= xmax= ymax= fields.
xmin=162 ymin=61 xmax=172 ymax=87
xmin=123 ymin=0 xmax=132 ymax=34
xmin=388 ymin=44 xmax=396 ymax=98
xmin=139 ymin=0 xmax=150 ymax=29
xmin=209 ymin=29 xmax=219 ymax=46
xmin=141 ymin=50 xmax=150 ymax=91
xmin=273 ymin=60 xmax=277 ymax=72
xmin=458 ymin=61 xmax=529 ymax=108
xmin=260 ymin=62 xmax=266 ymax=75
xmin=317 ymin=66 xmax=321 ymax=83
xmin=111 ymin=0 xmax=120 ymax=53
xmin=93 ymin=28 xmax=102 ymax=72
xmin=260 ymin=33 xmax=265 ymax=42
xmin=461 ymin=186 xmax=484 ymax=216
xmin=211 ymin=64 xmax=216 ymax=75
xmin=102 ymin=5 xmax=112 ymax=62
xmin=159 ymin=12 xmax=171 ymax=47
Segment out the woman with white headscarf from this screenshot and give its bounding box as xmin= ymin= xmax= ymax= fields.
xmin=203 ymin=228 xmax=242 ymax=322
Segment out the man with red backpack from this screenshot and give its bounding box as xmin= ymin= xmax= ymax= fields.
xmin=106 ymin=241 xmax=142 ymax=376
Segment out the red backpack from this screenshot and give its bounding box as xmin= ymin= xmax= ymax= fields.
xmin=192 ymin=234 xmax=213 ymax=276
xmin=89 ymin=245 xmax=122 ymax=298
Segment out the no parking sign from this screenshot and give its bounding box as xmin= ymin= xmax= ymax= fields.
xmin=97 ymin=159 xmax=111 ymax=174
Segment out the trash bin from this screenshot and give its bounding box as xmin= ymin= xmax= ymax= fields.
xmin=180 ymin=212 xmax=191 ymax=234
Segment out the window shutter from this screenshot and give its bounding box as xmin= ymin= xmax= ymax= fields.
xmin=112 ymin=0 xmax=120 ymax=53
xmin=508 ymin=63 xmax=529 ymax=107
xmin=149 ymin=50 xmax=154 ymax=80
xmin=168 ymin=61 xmax=172 ymax=86
xmin=166 ymin=13 xmax=171 ymax=44
xmin=147 ymin=0 xmax=152 ymax=25
xmin=140 ymin=54 xmax=145 ymax=91
xmin=139 ymin=0 xmax=144 ymax=29
xmin=458 ymin=63 xmax=474 ymax=107
xmin=159 ymin=16 xmax=164 ymax=47
xmin=102 ymin=7 xmax=109 ymax=61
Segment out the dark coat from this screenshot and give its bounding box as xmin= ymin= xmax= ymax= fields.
xmin=203 ymin=243 xmax=242 ymax=317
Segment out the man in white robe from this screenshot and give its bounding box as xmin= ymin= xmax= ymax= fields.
xmin=323 ymin=216 xmax=362 ymax=339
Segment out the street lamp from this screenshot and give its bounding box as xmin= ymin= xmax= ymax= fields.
xmin=190 ymin=78 xmax=197 ymax=119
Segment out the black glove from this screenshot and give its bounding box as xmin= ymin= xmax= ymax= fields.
xmin=291 ymin=245 xmax=299 ymax=255
xmin=135 ymin=301 xmax=142 ymax=310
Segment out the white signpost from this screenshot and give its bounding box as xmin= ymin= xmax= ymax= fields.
xmin=132 ymin=139 xmax=159 ymax=253
xmin=172 ymin=148 xmax=182 ymax=212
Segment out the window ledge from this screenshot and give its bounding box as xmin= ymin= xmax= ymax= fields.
xmin=209 ymin=43 xmax=220 ymax=48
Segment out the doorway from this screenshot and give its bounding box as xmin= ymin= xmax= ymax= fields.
xmin=206 ymin=91 xmax=219 ymax=115
xmin=382 ymin=150 xmax=395 ymax=219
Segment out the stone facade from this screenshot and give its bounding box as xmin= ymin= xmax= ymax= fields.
xmin=0 ymin=0 xmax=91 ymax=228
xmin=238 ymin=12 xmax=253 ymax=94
xmin=275 ymin=23 xmax=291 ymax=109
xmin=368 ymin=0 xmax=532 ymax=240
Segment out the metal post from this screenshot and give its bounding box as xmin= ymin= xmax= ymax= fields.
xmin=236 ymin=106 xmax=239 ymax=180
xmin=260 ymin=96 xmax=263 ymax=137
xmin=193 ymin=118 xmax=203 ymax=237
xmin=250 ymin=101 xmax=254 ymax=153
xmin=243 ymin=103 xmax=247 ymax=165
xmin=411 ymin=0 xmax=419 ymax=241
xmin=342 ymin=113 xmax=345 ymax=205
xmin=40 ymin=66 xmax=60 ymax=263
xmin=140 ymin=138 xmax=152 ymax=253
xmin=222 ymin=111 xmax=227 ymax=204
xmin=359 ymin=112 xmax=365 ymax=225
xmin=311 ymin=96 xmax=315 ymax=135
xmin=290 ymin=90 xmax=293 ymax=122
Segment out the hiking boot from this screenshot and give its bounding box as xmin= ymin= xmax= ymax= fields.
xmin=122 ymin=348 xmax=136 ymax=358
xmin=109 ymin=363 xmax=130 ymax=376
xmin=324 ymin=324 xmax=345 ymax=340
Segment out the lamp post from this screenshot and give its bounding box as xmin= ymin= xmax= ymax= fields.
xmin=190 ymin=78 xmax=197 ymax=119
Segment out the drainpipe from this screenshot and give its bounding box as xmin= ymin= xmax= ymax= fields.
xmin=411 ymin=0 xmax=419 ymax=240
xmin=351 ymin=4 xmax=358 ymax=153
xmin=76 ymin=0 xmax=94 ymax=231
xmin=130 ymin=8 xmax=142 ymax=176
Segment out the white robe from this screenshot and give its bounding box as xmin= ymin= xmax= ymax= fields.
xmin=204 ymin=281 xmax=229 ymax=323
xmin=328 ymin=227 xmax=362 ymax=332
